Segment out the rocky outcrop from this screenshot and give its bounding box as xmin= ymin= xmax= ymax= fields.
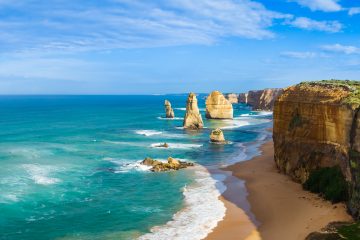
xmin=273 ymin=80 xmax=360 ymax=218
xmin=238 ymin=93 xmax=248 ymax=103
xmin=239 ymin=88 xmax=283 ymax=110
xmin=225 ymin=93 xmax=239 ymax=104
xmin=183 ymin=93 xmax=204 ymax=129
xmin=141 ymin=157 xmax=194 ymax=172
xmin=164 ymin=100 xmax=175 ymax=118
xmin=153 ymin=143 xmax=169 ymax=148
xmin=210 ymin=128 xmax=226 ymax=143
xmin=206 ymin=91 xmax=233 ymax=119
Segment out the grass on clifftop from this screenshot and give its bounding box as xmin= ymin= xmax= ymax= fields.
xmin=300 ymin=80 xmax=360 ymax=107
xmin=303 ymin=166 xmax=348 ymax=203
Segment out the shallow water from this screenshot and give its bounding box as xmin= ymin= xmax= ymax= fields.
xmin=0 ymin=95 xmax=272 ymax=239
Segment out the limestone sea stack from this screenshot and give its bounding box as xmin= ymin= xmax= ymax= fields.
xmin=164 ymin=100 xmax=175 ymax=118
xmin=225 ymin=93 xmax=239 ymax=104
xmin=238 ymin=88 xmax=283 ymax=111
xmin=205 ymin=91 xmax=233 ymax=119
xmin=183 ymin=93 xmax=204 ymax=129
xmin=210 ymin=128 xmax=226 ymax=143
xmin=273 ymin=80 xmax=360 ymax=218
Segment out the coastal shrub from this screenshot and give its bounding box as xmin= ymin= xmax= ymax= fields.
xmin=303 ymin=166 xmax=348 ymax=203
xmin=337 ymin=222 xmax=360 ymax=240
xmin=300 ymin=80 xmax=360 ymax=107
xmin=289 ymin=112 xmax=302 ymax=130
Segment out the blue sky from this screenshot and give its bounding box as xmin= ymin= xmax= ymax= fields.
xmin=0 ymin=0 xmax=359 ymax=94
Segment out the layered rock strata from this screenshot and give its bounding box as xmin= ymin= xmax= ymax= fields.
xmin=183 ymin=93 xmax=204 ymax=129
xmin=164 ymin=100 xmax=175 ymax=118
xmin=239 ymin=88 xmax=283 ymax=110
xmin=273 ymin=80 xmax=360 ymax=218
xmin=206 ymin=91 xmax=233 ymax=119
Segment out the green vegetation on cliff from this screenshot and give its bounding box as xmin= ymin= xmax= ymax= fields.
xmin=303 ymin=166 xmax=348 ymax=203
xmin=337 ymin=222 xmax=360 ymax=239
xmin=300 ymin=80 xmax=360 ymax=107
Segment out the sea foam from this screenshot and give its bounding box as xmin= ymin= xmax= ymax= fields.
xmin=22 ymin=164 xmax=61 ymax=185
xmin=138 ymin=165 xmax=226 ymax=240
xmin=150 ymin=143 xmax=202 ymax=149
xmin=135 ymin=130 xmax=163 ymax=136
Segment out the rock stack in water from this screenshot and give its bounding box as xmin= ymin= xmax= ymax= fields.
xmin=225 ymin=93 xmax=239 ymax=104
xmin=210 ymin=128 xmax=226 ymax=143
xmin=183 ymin=93 xmax=204 ymax=129
xmin=164 ymin=100 xmax=175 ymax=118
xmin=206 ymin=91 xmax=233 ymax=119
xmin=141 ymin=157 xmax=194 ymax=172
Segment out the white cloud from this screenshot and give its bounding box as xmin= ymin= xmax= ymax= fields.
xmin=349 ymin=7 xmax=360 ymax=16
xmin=290 ymin=0 xmax=342 ymax=12
xmin=280 ymin=51 xmax=317 ymax=59
xmin=321 ymin=44 xmax=360 ymax=54
xmin=0 ymin=0 xmax=291 ymax=54
xmin=287 ymin=17 xmax=342 ymax=32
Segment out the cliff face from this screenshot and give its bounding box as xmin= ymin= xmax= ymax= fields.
xmin=206 ymin=91 xmax=233 ymax=119
xmin=273 ymin=80 xmax=360 ymax=218
xmin=240 ymin=88 xmax=283 ymax=111
xmin=183 ymin=93 xmax=204 ymax=129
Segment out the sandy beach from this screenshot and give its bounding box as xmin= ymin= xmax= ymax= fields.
xmin=206 ymin=141 xmax=352 ymax=240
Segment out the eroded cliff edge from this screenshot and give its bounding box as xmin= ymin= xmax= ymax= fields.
xmin=273 ymin=80 xmax=360 ymax=218
xmin=238 ymin=88 xmax=283 ymax=111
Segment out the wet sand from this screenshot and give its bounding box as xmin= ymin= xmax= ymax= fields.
xmin=206 ymin=141 xmax=351 ymax=240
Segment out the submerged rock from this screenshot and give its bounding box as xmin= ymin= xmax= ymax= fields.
xmin=206 ymin=91 xmax=233 ymax=119
xmin=164 ymin=100 xmax=175 ymax=118
xmin=183 ymin=93 xmax=204 ymax=129
xmin=210 ymin=128 xmax=226 ymax=143
xmin=141 ymin=157 xmax=194 ymax=172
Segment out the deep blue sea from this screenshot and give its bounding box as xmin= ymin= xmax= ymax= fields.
xmin=0 ymin=95 xmax=272 ymax=240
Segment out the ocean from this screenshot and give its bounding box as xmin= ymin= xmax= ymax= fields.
xmin=0 ymin=95 xmax=272 ymax=240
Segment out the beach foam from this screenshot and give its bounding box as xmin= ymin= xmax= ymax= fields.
xmin=150 ymin=143 xmax=202 ymax=149
xmin=139 ymin=165 xmax=226 ymax=240
xmin=135 ymin=130 xmax=163 ymax=136
xmin=22 ymin=164 xmax=61 ymax=185
xmin=157 ymin=117 xmax=183 ymax=120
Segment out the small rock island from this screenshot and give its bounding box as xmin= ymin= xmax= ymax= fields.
xmin=210 ymin=128 xmax=226 ymax=143
xmin=141 ymin=157 xmax=194 ymax=172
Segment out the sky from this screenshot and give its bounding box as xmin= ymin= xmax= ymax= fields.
xmin=0 ymin=0 xmax=359 ymax=94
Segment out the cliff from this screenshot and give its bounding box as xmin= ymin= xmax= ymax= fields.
xmin=183 ymin=93 xmax=204 ymax=129
xmin=239 ymin=88 xmax=283 ymax=111
xmin=273 ymin=80 xmax=360 ymax=218
xmin=206 ymin=91 xmax=233 ymax=119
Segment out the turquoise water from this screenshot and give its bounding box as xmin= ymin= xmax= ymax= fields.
xmin=0 ymin=95 xmax=272 ymax=240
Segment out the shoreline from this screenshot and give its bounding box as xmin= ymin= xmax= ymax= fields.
xmin=206 ymin=141 xmax=352 ymax=240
